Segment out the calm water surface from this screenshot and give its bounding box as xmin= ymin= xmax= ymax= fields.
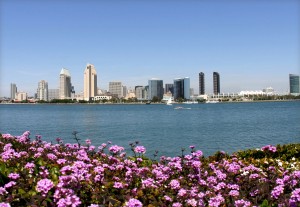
xmin=0 ymin=101 xmax=299 ymax=157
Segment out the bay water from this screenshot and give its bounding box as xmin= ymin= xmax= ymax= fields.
xmin=0 ymin=101 xmax=299 ymax=157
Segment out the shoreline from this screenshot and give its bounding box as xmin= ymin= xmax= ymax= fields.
xmin=0 ymin=99 xmax=299 ymax=105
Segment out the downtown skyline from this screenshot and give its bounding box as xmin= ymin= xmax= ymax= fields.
xmin=1 ymin=1 xmax=299 ymax=97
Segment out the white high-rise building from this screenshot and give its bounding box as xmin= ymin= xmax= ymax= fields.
xmin=84 ymin=63 xmax=97 ymax=101
xmin=37 ymin=80 xmax=48 ymax=101
xmin=59 ymin=68 xmax=72 ymax=99
xmin=109 ymin=81 xmax=122 ymax=98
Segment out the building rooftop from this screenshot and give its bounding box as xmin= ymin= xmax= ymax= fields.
xmin=60 ymin=68 xmax=71 ymax=76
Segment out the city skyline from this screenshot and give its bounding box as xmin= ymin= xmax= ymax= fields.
xmin=1 ymin=1 xmax=299 ymax=97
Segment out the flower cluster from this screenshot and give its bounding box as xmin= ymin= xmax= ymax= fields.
xmin=0 ymin=132 xmax=300 ymax=206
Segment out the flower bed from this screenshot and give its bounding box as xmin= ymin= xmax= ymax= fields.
xmin=0 ymin=132 xmax=299 ymax=207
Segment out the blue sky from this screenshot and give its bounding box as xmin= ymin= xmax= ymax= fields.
xmin=0 ymin=0 xmax=299 ymax=97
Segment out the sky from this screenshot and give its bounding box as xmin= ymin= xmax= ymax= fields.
xmin=0 ymin=0 xmax=299 ymax=97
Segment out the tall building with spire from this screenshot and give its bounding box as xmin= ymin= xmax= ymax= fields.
xmin=59 ymin=68 xmax=72 ymax=99
xmin=199 ymin=72 xmax=205 ymax=95
xmin=84 ymin=63 xmax=97 ymax=101
xmin=213 ymin=72 xmax=220 ymax=95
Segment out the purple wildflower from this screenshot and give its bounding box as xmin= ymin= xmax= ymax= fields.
xmin=289 ymin=188 xmax=300 ymax=206
xmin=261 ymin=145 xmax=277 ymax=152
xmin=4 ymin=181 xmax=16 ymax=189
xmin=0 ymin=203 xmax=11 ymax=207
xmin=36 ymin=178 xmax=54 ymax=196
xmin=124 ymin=198 xmax=143 ymax=207
xmin=169 ymin=179 xmax=180 ymax=190
xmin=109 ymin=145 xmax=125 ymax=154
xmin=271 ymin=185 xmax=284 ymax=199
xmin=208 ymin=194 xmax=224 ymax=207
xmin=172 ymin=203 xmax=182 ymax=207
xmin=0 ymin=187 xmax=8 ymax=195
xmin=134 ymin=146 xmax=146 ymax=154
xmin=113 ymin=182 xmax=124 ymax=189
xmin=8 ymin=173 xmax=20 ymax=180
xmin=235 ymin=199 xmax=251 ymax=207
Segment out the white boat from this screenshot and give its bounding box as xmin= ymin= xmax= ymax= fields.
xmin=183 ymin=101 xmax=198 ymax=104
xmin=174 ymin=106 xmax=191 ymax=110
xmin=166 ymin=99 xmax=173 ymax=105
xmin=206 ymin=100 xmax=219 ymax=103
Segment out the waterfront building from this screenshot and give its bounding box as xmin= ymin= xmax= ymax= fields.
xmin=173 ymin=79 xmax=184 ymax=100
xmin=123 ymin=85 xmax=127 ymax=98
xmin=84 ymin=64 xmax=98 ymax=101
xmin=173 ymin=77 xmax=190 ymax=100
xmin=15 ymin=92 xmax=27 ymax=102
xmin=199 ymin=72 xmax=205 ymax=95
xmin=59 ymin=68 xmax=72 ymax=99
xmin=213 ymin=72 xmax=220 ymax=95
xmin=48 ymin=89 xmax=59 ymax=101
xmin=135 ymin=86 xmax=148 ymax=100
xmin=92 ymin=95 xmax=112 ymax=101
xmin=109 ymin=81 xmax=123 ymax=98
xmin=10 ymin=83 xmax=17 ymax=100
xmin=162 ymin=91 xmax=174 ymax=102
xmin=184 ymin=77 xmax=190 ymax=99
xmin=165 ymin=84 xmax=174 ymax=94
xmin=148 ymin=78 xmax=163 ymax=100
xmin=37 ymin=80 xmax=48 ymax=101
xmin=263 ymin=87 xmax=275 ymax=95
xmin=289 ymin=74 xmax=300 ymax=95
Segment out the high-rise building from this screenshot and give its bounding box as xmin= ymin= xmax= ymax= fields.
xmin=165 ymin=84 xmax=174 ymax=94
xmin=199 ymin=72 xmax=205 ymax=95
xmin=213 ymin=72 xmax=220 ymax=95
xmin=10 ymin=83 xmax=17 ymax=100
xmin=173 ymin=77 xmax=190 ymax=100
xmin=84 ymin=63 xmax=97 ymax=101
xmin=289 ymin=74 xmax=300 ymax=95
xmin=59 ymin=68 xmax=72 ymax=99
xmin=37 ymin=80 xmax=48 ymax=101
xmin=148 ymin=79 xmax=163 ymax=100
xmin=184 ymin=77 xmax=190 ymax=99
xmin=109 ymin=81 xmax=123 ymax=98
xmin=48 ymin=89 xmax=59 ymax=101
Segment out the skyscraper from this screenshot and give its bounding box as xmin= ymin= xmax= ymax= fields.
xmin=165 ymin=84 xmax=174 ymax=94
xmin=199 ymin=72 xmax=205 ymax=95
xmin=37 ymin=80 xmax=48 ymax=101
xmin=213 ymin=72 xmax=220 ymax=95
xmin=59 ymin=68 xmax=72 ymax=99
xmin=173 ymin=77 xmax=190 ymax=100
xmin=10 ymin=83 xmax=17 ymax=100
xmin=184 ymin=77 xmax=190 ymax=99
xmin=148 ymin=79 xmax=164 ymax=100
xmin=289 ymin=74 xmax=300 ymax=95
xmin=109 ymin=81 xmax=123 ymax=98
xmin=84 ymin=63 xmax=98 ymax=101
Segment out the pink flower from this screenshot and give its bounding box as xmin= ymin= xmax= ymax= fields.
xmin=36 ymin=179 xmax=54 ymax=196
xmin=109 ymin=145 xmax=125 ymax=154
xmin=124 ymin=198 xmax=143 ymax=207
xmin=0 ymin=203 xmax=11 ymax=207
xmin=8 ymin=173 xmax=20 ymax=180
xmin=134 ymin=146 xmax=146 ymax=154
xmin=4 ymin=181 xmax=16 ymax=189
xmin=261 ymin=145 xmax=277 ymax=152
xmin=113 ymin=182 xmax=124 ymax=189
xmin=169 ymin=179 xmax=180 ymax=190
